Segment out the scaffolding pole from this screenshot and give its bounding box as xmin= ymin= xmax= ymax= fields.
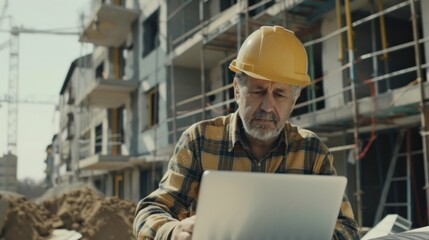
xmin=345 ymin=0 xmax=363 ymax=228
xmin=200 ymin=45 xmax=206 ymax=120
xmin=169 ymin=36 xmax=177 ymax=146
xmin=370 ymin=1 xmax=379 ymax=93
xmin=335 ymin=0 xmax=343 ymax=61
xmin=200 ymin=0 xmax=206 ymax=120
xmin=410 ymin=0 xmax=429 ymax=221
xmin=377 ymin=0 xmax=391 ymax=92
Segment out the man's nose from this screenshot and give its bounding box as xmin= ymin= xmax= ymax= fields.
xmin=260 ymin=93 xmax=275 ymax=112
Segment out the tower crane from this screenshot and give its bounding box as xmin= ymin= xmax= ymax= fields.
xmin=0 ymin=11 xmax=79 ymax=155
xmin=7 ymin=25 xmax=18 ymax=155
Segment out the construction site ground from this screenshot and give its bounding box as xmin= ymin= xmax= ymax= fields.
xmin=0 ymin=184 xmax=136 ymax=240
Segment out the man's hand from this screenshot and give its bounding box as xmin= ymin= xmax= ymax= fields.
xmin=171 ymin=215 xmax=196 ymax=240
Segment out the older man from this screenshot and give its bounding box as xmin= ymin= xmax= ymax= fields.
xmin=134 ymin=25 xmax=360 ymax=240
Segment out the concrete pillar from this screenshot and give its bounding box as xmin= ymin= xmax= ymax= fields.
xmin=321 ymin=14 xmax=345 ymax=108
xmin=131 ymin=167 xmax=141 ymax=202
xmin=124 ymin=169 xmax=131 ymax=200
xmin=106 ymin=173 xmax=113 ymax=197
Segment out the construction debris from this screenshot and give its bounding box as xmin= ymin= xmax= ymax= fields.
xmin=0 ymin=186 xmax=137 ymax=240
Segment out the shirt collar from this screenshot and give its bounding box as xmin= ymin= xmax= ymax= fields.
xmin=228 ymin=111 xmax=241 ymax=151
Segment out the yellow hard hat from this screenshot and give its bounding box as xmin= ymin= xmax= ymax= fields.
xmin=229 ymin=26 xmax=310 ymax=86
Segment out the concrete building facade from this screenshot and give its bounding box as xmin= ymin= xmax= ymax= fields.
xmin=54 ymin=0 xmax=429 ymax=229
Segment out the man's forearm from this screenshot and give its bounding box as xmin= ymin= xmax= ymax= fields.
xmin=134 ymin=202 xmax=178 ymax=239
xmin=333 ymin=216 xmax=361 ymax=240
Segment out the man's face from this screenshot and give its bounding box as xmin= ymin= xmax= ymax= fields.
xmin=234 ymin=76 xmax=299 ymax=142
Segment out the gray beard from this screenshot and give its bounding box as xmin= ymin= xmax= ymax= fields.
xmin=242 ymin=119 xmax=283 ymax=142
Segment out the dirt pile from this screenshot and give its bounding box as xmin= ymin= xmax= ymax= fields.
xmin=0 ymin=186 xmax=137 ymax=240
xmin=0 ymin=191 xmax=53 ymax=240
xmin=43 ymin=187 xmax=136 ymax=239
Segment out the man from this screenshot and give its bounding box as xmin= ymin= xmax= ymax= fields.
xmin=134 ymin=25 xmax=360 ymax=240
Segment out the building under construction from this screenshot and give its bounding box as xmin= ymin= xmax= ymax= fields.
xmin=55 ymin=0 xmax=429 ymax=230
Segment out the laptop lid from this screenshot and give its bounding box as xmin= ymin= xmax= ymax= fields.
xmin=192 ymin=170 xmax=347 ymax=240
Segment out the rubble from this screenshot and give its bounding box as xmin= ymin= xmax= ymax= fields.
xmin=0 ymin=186 xmax=137 ymax=240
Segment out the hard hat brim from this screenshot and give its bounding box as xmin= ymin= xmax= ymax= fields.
xmin=229 ymin=63 xmax=269 ymax=81
xmin=229 ymin=61 xmax=310 ymax=87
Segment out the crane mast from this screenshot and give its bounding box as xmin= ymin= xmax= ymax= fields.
xmin=7 ymin=26 xmax=19 ymax=154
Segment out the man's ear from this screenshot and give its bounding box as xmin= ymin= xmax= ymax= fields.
xmin=290 ymin=89 xmax=302 ymax=111
xmin=233 ymin=78 xmax=240 ymax=101
xmin=293 ymin=88 xmax=302 ymax=105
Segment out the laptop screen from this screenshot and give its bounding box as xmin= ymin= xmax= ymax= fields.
xmin=192 ymin=170 xmax=347 ymax=240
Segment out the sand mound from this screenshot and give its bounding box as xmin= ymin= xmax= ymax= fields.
xmin=43 ymin=187 xmax=136 ymax=239
xmin=0 ymin=186 xmax=137 ymax=240
xmin=0 ymin=192 xmax=53 ymax=240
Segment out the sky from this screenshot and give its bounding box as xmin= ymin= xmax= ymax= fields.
xmin=0 ymin=0 xmax=92 ymax=181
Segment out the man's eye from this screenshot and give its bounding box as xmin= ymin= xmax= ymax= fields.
xmin=275 ymin=93 xmax=287 ymax=98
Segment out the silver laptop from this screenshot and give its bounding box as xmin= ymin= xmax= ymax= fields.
xmin=192 ymin=170 xmax=347 ymax=240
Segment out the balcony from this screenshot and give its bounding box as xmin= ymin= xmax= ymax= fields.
xmin=80 ymin=4 xmax=140 ymax=47
xmin=78 ymin=154 xmax=131 ymax=170
xmin=76 ymin=77 xmax=139 ymax=108
xmin=290 ymin=81 xmax=428 ymax=134
xmin=78 ymin=134 xmax=130 ymax=170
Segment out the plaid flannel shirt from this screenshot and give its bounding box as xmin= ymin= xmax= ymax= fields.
xmin=134 ymin=111 xmax=360 ymax=240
